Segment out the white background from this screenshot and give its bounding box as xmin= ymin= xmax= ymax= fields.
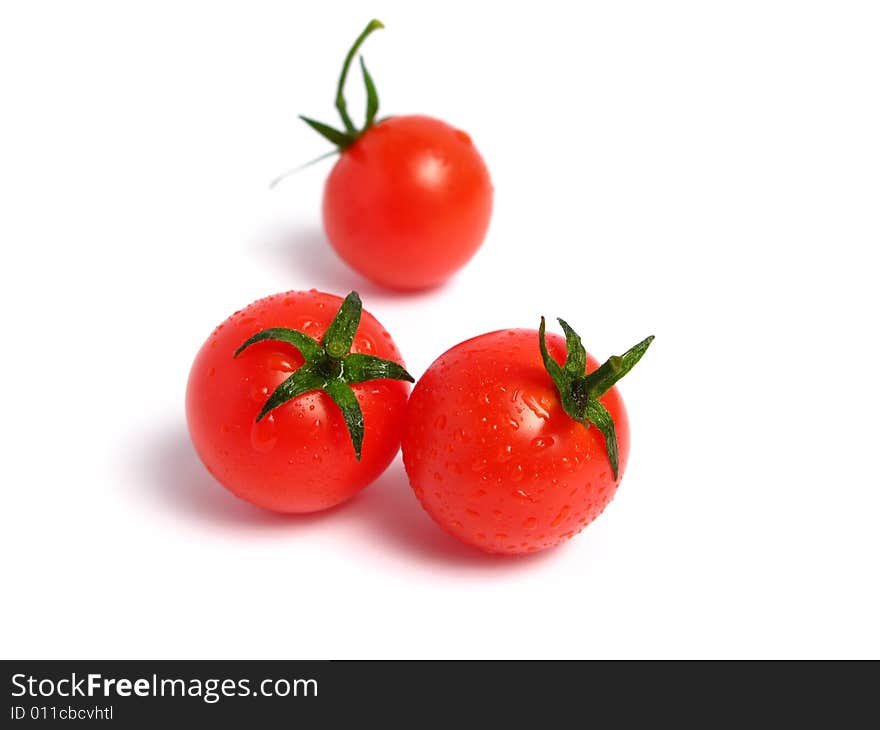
xmin=2 ymin=1 xmax=878 ymax=659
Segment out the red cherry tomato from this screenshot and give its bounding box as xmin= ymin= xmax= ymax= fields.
xmin=324 ymin=114 xmax=493 ymax=290
xmin=293 ymin=21 xmax=493 ymax=290
xmin=186 ymin=290 xmax=412 ymax=513
xmin=402 ymin=323 xmax=652 ymax=554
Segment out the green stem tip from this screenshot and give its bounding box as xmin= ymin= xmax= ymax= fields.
xmin=234 ymin=291 xmax=413 ymax=460
xmin=301 ymin=19 xmax=386 ymax=151
xmin=538 ymin=318 xmax=653 ymax=480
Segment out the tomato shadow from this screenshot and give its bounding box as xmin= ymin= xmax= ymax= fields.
xmin=139 ymin=425 xmax=344 ymax=531
xmin=138 ymin=424 xmax=562 ymax=568
xmin=350 ymin=459 xmax=562 ymax=571
xmin=250 ymin=224 xmax=448 ymax=302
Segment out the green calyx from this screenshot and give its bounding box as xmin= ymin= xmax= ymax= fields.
xmin=300 ymin=19 xmax=386 ymax=150
xmin=538 ymin=318 xmax=654 ymax=480
xmin=234 ymin=291 xmax=413 ymax=460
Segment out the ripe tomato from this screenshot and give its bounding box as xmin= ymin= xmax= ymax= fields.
xmin=186 ymin=290 xmax=412 ymax=513
xmin=402 ymin=320 xmax=652 ymax=554
xmin=292 ymin=20 xmax=493 ymax=290
xmin=323 ymin=114 xmax=493 ymax=290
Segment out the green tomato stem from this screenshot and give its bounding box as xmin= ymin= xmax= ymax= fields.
xmin=335 ymin=19 xmax=385 ymax=134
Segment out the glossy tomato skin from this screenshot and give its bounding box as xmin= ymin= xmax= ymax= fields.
xmin=186 ymin=290 xmax=410 ymax=514
xmin=323 ymin=115 xmax=493 ymax=291
xmin=402 ymin=330 xmax=630 ymax=554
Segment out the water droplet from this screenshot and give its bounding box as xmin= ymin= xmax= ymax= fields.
xmin=512 ymin=489 xmax=535 ymax=503
xmin=531 ymin=436 xmax=554 ymax=449
xmin=551 ymin=505 xmax=570 ymax=527
xmin=466 ymin=508 xmax=480 ymax=518
xmin=522 ymin=393 xmax=550 ymax=420
xmin=250 ymin=415 xmax=278 ymax=453
xmin=267 ymin=353 xmax=295 ymax=372
xmin=523 ymin=517 xmax=537 ymax=530
xmin=250 ymin=384 xmax=270 ymax=403
xmin=471 ymin=459 xmax=489 ymax=473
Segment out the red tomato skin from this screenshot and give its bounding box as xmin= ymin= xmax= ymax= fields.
xmin=186 ymin=290 xmax=410 ymax=514
xmin=322 ymin=115 xmax=493 ymax=291
xmin=402 ymin=330 xmax=630 ymax=555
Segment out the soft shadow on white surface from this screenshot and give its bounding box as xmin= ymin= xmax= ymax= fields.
xmin=140 ymin=425 xmax=560 ymax=569
xmin=349 ymin=459 xmax=563 ymax=570
xmin=142 ymin=425 xmax=344 ymax=530
xmin=250 ymin=224 xmax=448 ymax=301
xmin=251 ymin=225 xmax=384 ymax=297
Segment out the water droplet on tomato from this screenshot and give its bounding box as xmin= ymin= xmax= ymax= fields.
xmin=251 ymin=415 xmax=278 ymax=454
xmin=250 ymin=383 xmax=270 ymax=402
xmin=522 ymin=393 xmax=550 ymax=420
xmin=265 ymin=353 xmax=295 ymax=372
xmin=551 ymin=505 xmax=570 ymax=527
